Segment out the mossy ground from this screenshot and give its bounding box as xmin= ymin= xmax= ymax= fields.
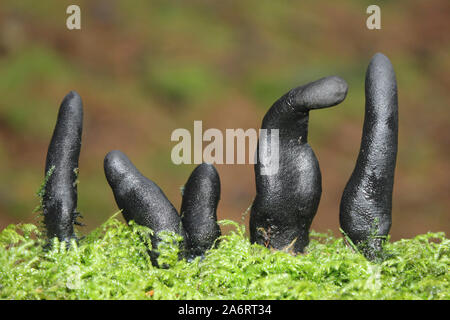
xmin=0 ymin=213 xmax=448 ymax=300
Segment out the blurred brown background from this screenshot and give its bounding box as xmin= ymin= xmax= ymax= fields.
xmin=0 ymin=0 xmax=448 ymax=240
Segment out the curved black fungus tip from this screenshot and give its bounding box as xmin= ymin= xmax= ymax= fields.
xmin=250 ymin=76 xmax=348 ymax=253
xmin=340 ymin=53 xmax=398 ymax=260
xmin=180 ymin=163 xmax=221 ymax=259
xmin=104 ymin=150 xmax=186 ymax=266
xmin=43 ymin=91 xmax=83 ymax=245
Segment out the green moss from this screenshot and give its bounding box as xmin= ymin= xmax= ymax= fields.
xmin=32 ymin=166 xmax=55 ymax=214
xmin=0 ymin=216 xmax=448 ymax=300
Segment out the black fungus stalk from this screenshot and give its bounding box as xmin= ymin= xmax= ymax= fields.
xmin=250 ymin=76 xmax=348 ymax=253
xmin=181 ymin=163 xmax=221 ymax=259
xmin=104 ymin=150 xmax=186 ymax=266
xmin=43 ymin=91 xmax=83 ymax=243
xmin=340 ymin=53 xmax=398 ymax=260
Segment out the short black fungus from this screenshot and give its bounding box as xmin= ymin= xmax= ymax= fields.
xmin=104 ymin=150 xmax=186 ymax=266
xmin=181 ymin=163 xmax=221 ymax=258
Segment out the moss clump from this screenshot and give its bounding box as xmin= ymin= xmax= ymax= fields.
xmin=0 ymin=216 xmax=448 ymax=300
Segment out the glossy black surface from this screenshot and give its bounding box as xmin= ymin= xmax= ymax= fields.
xmin=181 ymin=163 xmax=221 ymax=258
xmin=340 ymin=53 xmax=398 ymax=259
xmin=250 ymin=76 xmax=348 ymax=253
xmin=43 ymin=91 xmax=83 ymax=243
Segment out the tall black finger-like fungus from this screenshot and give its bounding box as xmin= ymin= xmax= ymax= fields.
xmin=250 ymin=76 xmax=348 ymax=253
xmin=104 ymin=150 xmax=186 ymax=265
xmin=43 ymin=91 xmax=83 ymax=244
xmin=180 ymin=163 xmax=221 ymax=259
xmin=340 ymin=53 xmax=398 ymax=260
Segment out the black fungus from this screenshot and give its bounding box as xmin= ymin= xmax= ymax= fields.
xmin=250 ymin=76 xmax=348 ymax=253
xmin=181 ymin=163 xmax=221 ymax=259
xmin=340 ymin=53 xmax=398 ymax=260
xmin=43 ymin=91 xmax=83 ymax=244
xmin=104 ymin=150 xmax=186 ymax=266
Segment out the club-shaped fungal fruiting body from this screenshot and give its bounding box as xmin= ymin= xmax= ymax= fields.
xmin=43 ymin=91 xmax=83 ymax=244
xmin=340 ymin=53 xmax=398 ymax=260
xmin=250 ymin=76 xmax=348 ymax=253
xmin=181 ymin=163 xmax=221 ymax=259
xmin=104 ymin=150 xmax=187 ymax=266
